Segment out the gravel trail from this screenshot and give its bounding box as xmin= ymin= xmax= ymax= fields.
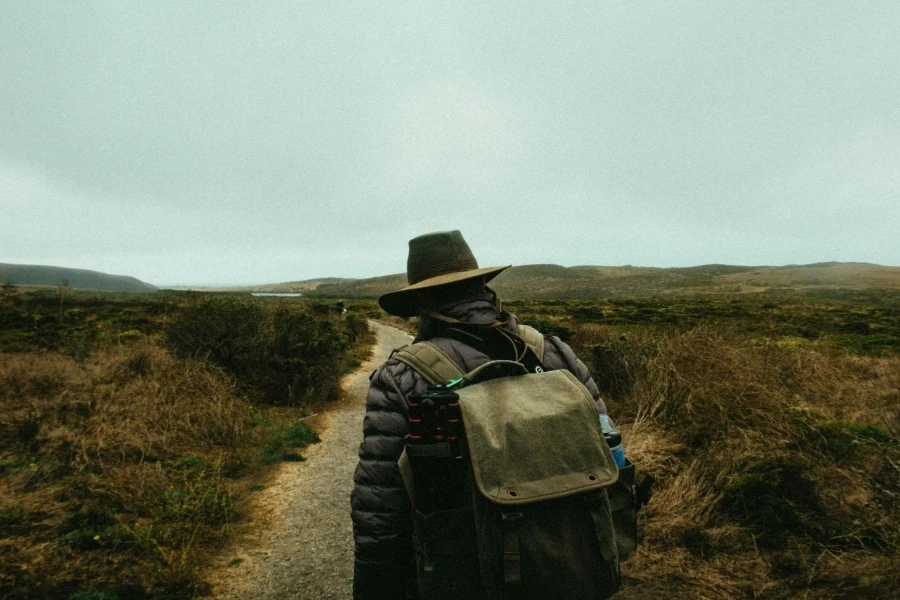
xmin=207 ymin=321 xmax=412 ymax=599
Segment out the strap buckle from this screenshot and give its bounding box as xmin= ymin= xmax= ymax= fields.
xmin=501 ymin=511 xmax=524 ymax=586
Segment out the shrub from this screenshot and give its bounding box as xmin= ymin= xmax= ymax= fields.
xmin=166 ymin=296 xmax=358 ymax=406
xmin=166 ymin=295 xmax=266 ymax=377
xmin=0 ymin=293 xmax=374 ymax=599
xmin=266 ymin=306 xmax=346 ymax=404
xmin=588 ymin=340 xmax=634 ymax=401
xmin=345 ymin=311 xmax=371 ymax=343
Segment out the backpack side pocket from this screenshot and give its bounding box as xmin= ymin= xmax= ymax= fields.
xmin=607 ymin=459 xmax=638 ymax=562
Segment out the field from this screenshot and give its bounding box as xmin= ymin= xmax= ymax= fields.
xmin=0 ymin=287 xmax=373 ymax=599
xmin=505 ymin=289 xmax=900 ymax=599
xmin=506 ymin=288 xmax=900 ymax=356
xmin=288 ymin=288 xmax=900 ymax=598
xmin=2 ymin=284 xmax=897 ymax=599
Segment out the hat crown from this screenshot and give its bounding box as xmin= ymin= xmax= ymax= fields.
xmin=407 ymin=230 xmax=479 ymax=285
xmin=379 ymin=230 xmax=508 ymax=317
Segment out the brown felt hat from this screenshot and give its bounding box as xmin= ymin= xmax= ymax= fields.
xmin=378 ymin=230 xmax=510 ymax=317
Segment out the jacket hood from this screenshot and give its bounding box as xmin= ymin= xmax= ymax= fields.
xmin=414 ymin=292 xmax=517 ymax=343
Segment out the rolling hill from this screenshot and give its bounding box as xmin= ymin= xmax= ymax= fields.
xmin=0 ymin=263 xmax=157 ymax=293
xmin=221 ymin=277 xmax=356 ymax=293
xmin=309 ymin=262 xmax=900 ymax=300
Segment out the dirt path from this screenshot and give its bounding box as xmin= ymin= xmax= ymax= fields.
xmin=207 ymin=321 xmax=412 ymax=599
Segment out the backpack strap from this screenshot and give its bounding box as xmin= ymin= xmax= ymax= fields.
xmin=395 ymin=326 xmax=545 ymax=385
xmin=501 ymin=510 xmax=524 ymax=592
xmin=392 ymin=342 xmax=465 ymax=385
xmin=516 ymin=324 xmax=545 ymax=363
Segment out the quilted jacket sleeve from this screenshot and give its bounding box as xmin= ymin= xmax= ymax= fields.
xmin=350 ymin=359 xmax=425 ymax=600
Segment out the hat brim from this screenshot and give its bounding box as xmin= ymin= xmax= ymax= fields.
xmin=378 ymin=265 xmax=510 ymax=317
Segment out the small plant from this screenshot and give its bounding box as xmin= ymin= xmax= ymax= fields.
xmin=59 ymin=505 xmax=118 ymax=550
xmin=261 ymin=419 xmax=320 ymax=464
xmin=284 ymin=420 xmax=319 ymax=447
xmin=261 ymin=435 xmax=305 ymax=464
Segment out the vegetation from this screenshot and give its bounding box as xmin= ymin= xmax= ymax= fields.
xmin=166 ymin=295 xmax=371 ymax=405
xmin=508 ymin=291 xmax=900 ymax=599
xmin=4 ymin=280 xmax=897 ymax=598
xmin=344 ymin=289 xmax=900 ymax=597
xmin=506 ymin=289 xmax=900 ymax=357
xmin=0 ymin=288 xmax=373 ymax=599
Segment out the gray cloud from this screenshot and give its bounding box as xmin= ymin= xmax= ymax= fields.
xmin=3 ymin=1 xmax=898 ymax=285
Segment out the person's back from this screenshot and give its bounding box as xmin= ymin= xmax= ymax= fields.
xmin=350 ymin=231 xmax=618 ymax=600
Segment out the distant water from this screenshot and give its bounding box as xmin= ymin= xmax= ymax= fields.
xmin=251 ymin=292 xmax=303 ymax=297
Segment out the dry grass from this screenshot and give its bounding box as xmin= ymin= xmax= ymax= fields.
xmin=0 ymin=304 xmax=363 ymax=600
xmin=571 ymin=324 xmax=900 ymax=599
xmin=0 ymin=290 xmax=375 ymax=599
xmin=0 ymin=338 xmax=257 ymax=598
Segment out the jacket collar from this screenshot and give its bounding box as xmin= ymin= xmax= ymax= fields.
xmin=415 ymin=295 xmax=518 ymax=343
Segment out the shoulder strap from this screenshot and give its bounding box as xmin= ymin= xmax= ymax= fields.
xmin=395 ymin=325 xmax=544 ymax=384
xmin=392 ymin=342 xmax=465 ymax=385
xmin=516 ymin=324 xmax=545 ymax=363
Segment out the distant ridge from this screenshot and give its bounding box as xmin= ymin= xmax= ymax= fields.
xmin=222 ymin=277 xmax=356 ymax=293
xmin=0 ymin=263 xmax=157 ymax=293
xmin=308 ymin=262 xmax=900 ymax=300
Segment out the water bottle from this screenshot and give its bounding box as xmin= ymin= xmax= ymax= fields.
xmin=599 ymin=414 xmax=626 ymax=468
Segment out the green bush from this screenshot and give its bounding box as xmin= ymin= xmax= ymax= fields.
xmin=166 ymin=296 xmax=353 ymax=406
xmin=284 ymin=420 xmax=319 ymax=447
xmin=345 ymin=312 xmax=371 ymax=342
xmin=165 ymin=296 xmax=265 ymax=375
xmin=266 ymin=307 xmax=346 ymax=404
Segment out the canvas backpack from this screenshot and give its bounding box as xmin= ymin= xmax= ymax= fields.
xmin=393 ymin=324 xmax=632 ymax=600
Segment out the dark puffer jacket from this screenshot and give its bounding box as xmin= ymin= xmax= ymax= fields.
xmin=351 ymin=299 xmax=607 ymax=600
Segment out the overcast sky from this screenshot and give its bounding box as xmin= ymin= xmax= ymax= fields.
xmin=2 ymin=2 xmax=898 ymax=285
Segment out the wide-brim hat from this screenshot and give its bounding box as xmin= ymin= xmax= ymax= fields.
xmin=378 ymin=230 xmax=509 ymax=317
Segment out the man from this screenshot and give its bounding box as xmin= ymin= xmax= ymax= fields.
xmin=350 ymin=230 xmax=611 ymax=600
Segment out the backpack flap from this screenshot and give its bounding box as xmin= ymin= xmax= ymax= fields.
xmin=457 ymin=368 xmax=618 ymax=506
